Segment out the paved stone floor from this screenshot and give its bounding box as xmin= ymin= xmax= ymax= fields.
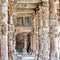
xmin=15 ymin=53 xmax=35 ymax=60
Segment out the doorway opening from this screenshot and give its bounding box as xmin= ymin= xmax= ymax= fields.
xmin=15 ymin=33 xmax=31 ymax=53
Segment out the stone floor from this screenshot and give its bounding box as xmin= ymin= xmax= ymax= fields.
xmin=15 ymin=53 xmax=35 ymax=60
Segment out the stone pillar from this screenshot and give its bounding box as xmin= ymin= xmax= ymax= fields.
xmin=23 ymin=34 xmax=28 ymax=54
xmin=0 ymin=41 xmax=1 ymax=60
xmin=42 ymin=1 xmax=49 ymax=60
xmin=32 ymin=32 xmax=35 ymax=54
xmin=41 ymin=29 xmax=49 ymax=60
xmin=8 ymin=15 xmax=15 ymax=60
xmin=0 ymin=25 xmax=2 ymax=60
xmin=33 ymin=16 xmax=37 ymax=54
xmin=0 ymin=0 xmax=8 ymax=60
xmin=38 ymin=1 xmax=49 ymax=60
xmin=49 ymin=0 xmax=59 ymax=60
xmin=30 ymin=33 xmax=33 ymax=53
xmin=35 ymin=13 xmax=39 ymax=54
xmin=23 ymin=17 xmax=26 ymax=26
xmin=33 ymin=13 xmax=39 ymax=60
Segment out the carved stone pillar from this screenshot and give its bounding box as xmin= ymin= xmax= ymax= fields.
xmin=8 ymin=15 xmax=15 ymax=60
xmin=35 ymin=13 xmax=39 ymax=54
xmin=49 ymin=0 xmax=59 ymax=60
xmin=42 ymin=1 xmax=49 ymax=60
xmin=23 ymin=34 xmax=28 ymax=54
xmin=38 ymin=1 xmax=49 ymax=60
xmin=30 ymin=33 xmax=33 ymax=52
xmin=33 ymin=13 xmax=39 ymax=60
xmin=33 ymin=16 xmax=36 ymax=54
xmin=41 ymin=29 xmax=49 ymax=60
xmin=0 ymin=41 xmax=1 ymax=60
xmin=0 ymin=0 xmax=8 ymax=60
xmin=0 ymin=25 xmax=1 ymax=60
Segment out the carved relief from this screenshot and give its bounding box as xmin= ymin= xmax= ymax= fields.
xmin=1 ymin=24 xmax=6 ymax=35
xmin=8 ymin=24 xmax=15 ymax=60
xmin=0 ymin=12 xmax=5 ymax=20
xmin=0 ymin=0 xmax=6 ymax=4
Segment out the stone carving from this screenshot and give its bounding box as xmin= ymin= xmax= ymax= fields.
xmin=0 ymin=0 xmax=59 ymax=60
xmin=0 ymin=0 xmax=6 ymax=4
xmin=8 ymin=24 xmax=15 ymax=60
xmin=49 ymin=0 xmax=59 ymax=60
xmin=0 ymin=23 xmax=6 ymax=36
xmin=0 ymin=0 xmax=8 ymax=60
xmin=0 ymin=12 xmax=5 ymax=20
xmin=43 ymin=1 xmax=49 ymax=7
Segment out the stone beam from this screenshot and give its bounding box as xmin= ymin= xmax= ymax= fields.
xmin=14 ymin=9 xmax=35 ymax=14
xmin=15 ymin=27 xmax=33 ymax=35
xmin=15 ymin=3 xmax=37 ymax=9
xmin=15 ymin=13 xmax=33 ymax=17
xmin=17 ymin=0 xmax=40 ymax=3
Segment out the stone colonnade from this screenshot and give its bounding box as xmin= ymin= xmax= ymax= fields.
xmin=33 ymin=0 xmax=59 ymax=60
xmin=0 ymin=0 xmax=59 ymax=60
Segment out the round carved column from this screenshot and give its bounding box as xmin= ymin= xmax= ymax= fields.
xmin=30 ymin=32 xmax=34 ymax=53
xmin=0 ymin=0 xmax=8 ymax=60
xmin=23 ymin=33 xmax=28 ymax=54
xmin=49 ymin=0 xmax=59 ymax=60
xmin=8 ymin=14 xmax=15 ymax=60
xmin=38 ymin=1 xmax=49 ymax=60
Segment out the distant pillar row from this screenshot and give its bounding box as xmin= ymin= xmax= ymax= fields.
xmin=0 ymin=0 xmax=8 ymax=60
xmin=49 ymin=0 xmax=59 ymax=60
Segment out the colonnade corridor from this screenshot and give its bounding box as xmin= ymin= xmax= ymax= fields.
xmin=0 ymin=0 xmax=60 ymax=60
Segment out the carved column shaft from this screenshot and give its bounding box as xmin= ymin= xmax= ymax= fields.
xmin=49 ymin=0 xmax=59 ymax=60
xmin=42 ymin=1 xmax=49 ymax=60
xmin=38 ymin=4 xmax=43 ymax=60
xmin=35 ymin=13 xmax=39 ymax=54
xmin=30 ymin=33 xmax=33 ymax=52
xmin=0 ymin=0 xmax=8 ymax=60
xmin=38 ymin=1 xmax=49 ymax=60
xmin=33 ymin=16 xmax=37 ymax=54
xmin=0 ymin=22 xmax=1 ymax=59
xmin=0 ymin=25 xmax=1 ymax=60
xmin=23 ymin=34 xmax=28 ymax=54
xmin=8 ymin=15 xmax=15 ymax=60
xmin=33 ymin=12 xmax=39 ymax=60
